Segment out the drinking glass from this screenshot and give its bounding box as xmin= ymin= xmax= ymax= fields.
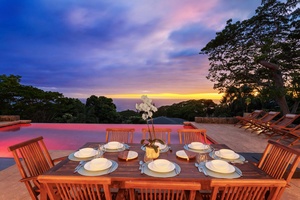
xmin=197 ymin=153 xmax=207 ymax=164
xmin=94 ymin=144 xmax=105 ymax=158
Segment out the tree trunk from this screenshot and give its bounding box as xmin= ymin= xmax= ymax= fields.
xmin=259 ymin=61 xmax=290 ymax=114
xmin=291 ymin=101 xmax=299 ymax=114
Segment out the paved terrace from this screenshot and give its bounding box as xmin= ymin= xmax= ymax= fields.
xmin=0 ymin=122 xmax=299 ymax=200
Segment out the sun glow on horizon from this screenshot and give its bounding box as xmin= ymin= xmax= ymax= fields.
xmin=106 ymin=93 xmax=224 ymax=100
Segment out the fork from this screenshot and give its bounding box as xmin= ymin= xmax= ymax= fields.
xmin=73 ymin=161 xmax=84 ymax=173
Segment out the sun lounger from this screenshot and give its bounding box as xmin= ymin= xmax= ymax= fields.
xmin=246 ymin=111 xmax=280 ymax=132
xmin=260 ymin=114 xmax=300 ymax=138
xmin=234 ymin=110 xmax=264 ymax=128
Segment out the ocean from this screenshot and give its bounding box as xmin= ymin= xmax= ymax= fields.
xmin=112 ymin=98 xmax=220 ymax=112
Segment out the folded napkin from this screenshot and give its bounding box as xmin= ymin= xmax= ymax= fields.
xmin=183 ymin=150 xmax=197 ymax=160
xmin=118 ymin=151 xmax=129 ymax=160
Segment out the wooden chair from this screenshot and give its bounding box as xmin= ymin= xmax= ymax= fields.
xmin=257 ymin=140 xmax=300 ymax=186
xmin=234 ymin=110 xmax=264 ymax=128
xmin=38 ymin=175 xmax=112 ymax=200
xmin=285 ymin=124 xmax=300 ymax=146
xmin=177 ymin=129 xmax=207 ymax=144
xmin=125 ymin=180 xmax=201 ymax=200
xmin=207 ymin=179 xmax=287 ymax=200
xmin=245 ymin=111 xmax=280 ymax=132
xmin=7 ymin=136 xmax=66 ymax=200
xmin=105 ymin=128 xmax=135 ymax=143
xmin=260 ymin=114 xmax=300 ymax=137
xmin=142 ymin=128 xmax=172 ymax=144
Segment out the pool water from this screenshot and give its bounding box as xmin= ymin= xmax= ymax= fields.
xmin=1 ymin=123 xmax=186 ymax=157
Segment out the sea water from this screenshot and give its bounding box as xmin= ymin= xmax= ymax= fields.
xmin=113 ymin=98 xmax=188 ymax=111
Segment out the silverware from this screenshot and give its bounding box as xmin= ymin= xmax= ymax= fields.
xmin=108 ymin=162 xmax=116 ymax=174
xmin=230 ymin=160 xmax=248 ymax=164
xmin=194 ymin=163 xmax=201 ymax=172
xmin=73 ymin=161 xmax=85 ymax=173
xmin=174 ymin=165 xmax=180 ymax=175
xmin=235 ymin=167 xmax=243 ymax=177
xmin=199 ymin=162 xmax=208 ymax=176
xmin=139 ymin=161 xmax=144 ymax=170
xmin=141 ymin=163 xmax=145 ymax=174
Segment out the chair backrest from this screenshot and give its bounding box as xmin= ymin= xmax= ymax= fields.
xmin=243 ymin=110 xmax=264 ymax=120
xmin=142 ymin=128 xmax=172 ymax=144
xmin=210 ymin=179 xmax=286 ymax=200
xmin=258 ymin=111 xmax=280 ymax=123
xmin=105 ymin=128 xmax=135 ymax=143
xmin=271 ymin=114 xmax=300 ymax=128
xmin=257 ymin=140 xmax=300 ymax=184
xmin=125 ymin=180 xmax=200 ymax=200
xmin=7 ymin=136 xmax=54 ymax=200
xmin=288 ymin=124 xmax=300 ymax=146
xmin=177 ymin=129 xmax=207 ymax=144
xmin=38 ymin=175 xmax=112 ymax=200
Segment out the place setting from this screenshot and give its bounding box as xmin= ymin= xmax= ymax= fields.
xmin=103 ymin=141 xmax=128 ymax=152
xmin=140 ymin=159 xmax=181 ymax=178
xmin=195 ymin=154 xmax=242 ymax=178
xmin=184 ymin=142 xmax=212 ymax=153
xmin=141 ymin=142 xmax=170 ymax=153
xmin=209 ymin=148 xmax=246 ymax=163
xmin=76 ymin=157 xmax=118 ymax=176
xmin=68 ymin=147 xmax=99 ymax=161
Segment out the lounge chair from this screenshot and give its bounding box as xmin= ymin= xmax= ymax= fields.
xmin=234 ymin=110 xmax=264 ymax=128
xmin=261 ymin=114 xmax=300 ymax=137
xmin=246 ymin=111 xmax=280 ymax=132
xmin=277 ymin=124 xmax=300 ymax=146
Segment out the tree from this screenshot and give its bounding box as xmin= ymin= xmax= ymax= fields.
xmin=85 ymin=95 xmax=121 ymax=123
xmin=200 ymin=0 xmax=299 ymax=114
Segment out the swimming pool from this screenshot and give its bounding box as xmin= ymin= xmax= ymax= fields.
xmin=0 ymin=123 xmax=185 ymax=157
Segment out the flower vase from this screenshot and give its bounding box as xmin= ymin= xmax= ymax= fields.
xmin=145 ymin=146 xmax=160 ymax=161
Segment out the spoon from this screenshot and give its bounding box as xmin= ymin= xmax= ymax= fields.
xmin=139 ymin=161 xmax=144 ymax=170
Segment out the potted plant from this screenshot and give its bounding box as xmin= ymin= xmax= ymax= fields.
xmin=136 ymin=95 xmax=164 ymax=159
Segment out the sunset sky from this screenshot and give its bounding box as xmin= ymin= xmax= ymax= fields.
xmin=1 ymin=0 xmax=261 ymax=101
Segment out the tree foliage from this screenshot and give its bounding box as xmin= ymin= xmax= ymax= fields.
xmin=155 ymin=99 xmax=216 ymax=121
xmin=0 ymin=75 xmax=121 ymax=123
xmin=200 ymin=0 xmax=299 ymax=114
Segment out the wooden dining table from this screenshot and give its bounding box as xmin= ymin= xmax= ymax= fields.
xmin=41 ymin=143 xmax=272 ymax=199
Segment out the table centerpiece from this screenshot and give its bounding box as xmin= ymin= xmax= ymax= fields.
xmin=136 ymin=95 xmax=164 ymax=159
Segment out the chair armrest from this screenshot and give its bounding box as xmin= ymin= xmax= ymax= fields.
xmin=53 ymin=156 xmax=68 ymax=163
xmin=19 ymin=176 xmax=38 ymax=182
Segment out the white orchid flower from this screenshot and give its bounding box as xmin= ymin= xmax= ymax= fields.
xmin=148 ymin=111 xmax=153 ymax=118
xmin=142 ymin=113 xmax=148 ymax=120
xmin=135 ymin=103 xmax=140 ymax=110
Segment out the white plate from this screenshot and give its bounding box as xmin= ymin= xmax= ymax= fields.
xmin=127 ymin=151 xmax=138 ymax=160
xmin=154 ymin=142 xmax=167 ymax=150
xmin=188 ymin=142 xmax=209 ymax=150
xmin=176 ymin=150 xmax=188 ymax=159
xmin=84 ymin=160 xmax=112 ymax=171
xmin=148 ymin=160 xmax=175 ymax=173
xmin=215 ymin=150 xmax=239 ymax=159
xmin=74 ymin=149 xmax=97 ymax=158
xmin=104 ymin=142 xmax=124 ymax=150
xmin=205 ymin=160 xmax=235 ymax=174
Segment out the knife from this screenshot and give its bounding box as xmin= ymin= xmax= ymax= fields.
xmin=73 ymin=161 xmax=85 ymax=173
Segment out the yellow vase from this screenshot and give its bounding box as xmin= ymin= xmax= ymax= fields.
xmin=145 ymin=146 xmax=160 ymax=161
